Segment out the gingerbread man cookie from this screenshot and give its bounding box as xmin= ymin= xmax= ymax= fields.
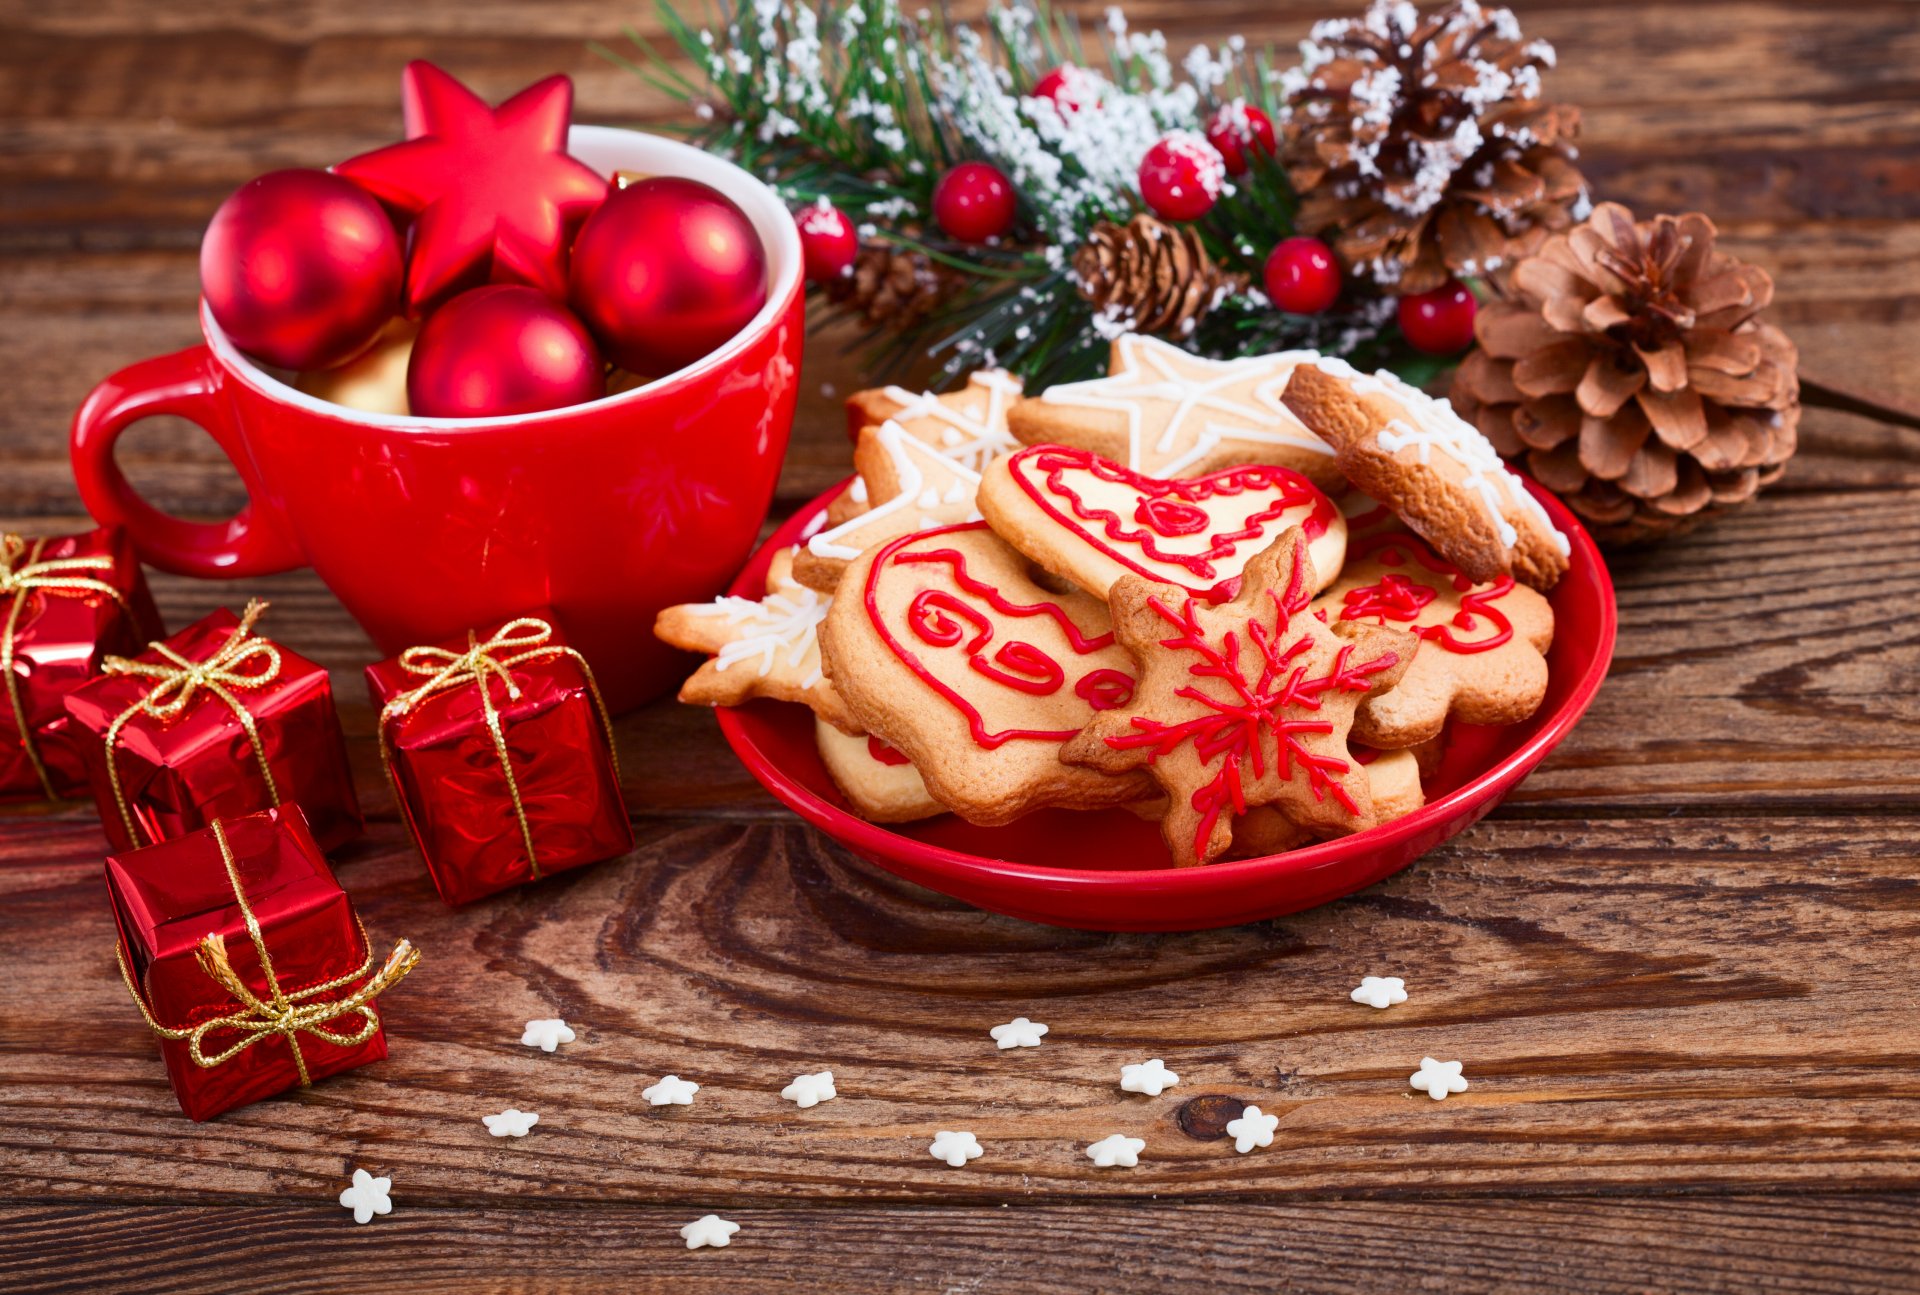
xmin=1315 ymin=532 xmax=1554 ymax=748
xmin=1062 ymin=528 xmax=1415 ymax=867
xmin=1282 ymin=359 xmax=1570 ymax=590
xmin=794 ymin=421 xmax=985 ymax=593
xmin=1008 ymin=336 xmax=1343 ymax=488
xmin=818 ymin=522 xmax=1152 ymax=824
xmin=814 ymin=718 xmax=943 ymax=823
xmin=978 ymin=444 xmax=1349 ymax=603
xmin=654 ymin=547 xmax=860 ymax=733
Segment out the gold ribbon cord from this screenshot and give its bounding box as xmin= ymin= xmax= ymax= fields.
xmin=116 ymin=817 xmax=420 ymax=1082
xmin=376 ymin=617 xmax=619 ymax=882
xmin=1 ymin=533 xmax=132 ymax=802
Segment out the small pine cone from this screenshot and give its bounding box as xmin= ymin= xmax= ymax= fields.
xmin=1073 ymin=214 xmax=1248 ymax=339
xmin=1280 ymin=0 xmax=1586 ymax=293
xmin=1450 ymin=203 xmax=1800 ymax=545
xmin=826 ymin=242 xmax=964 ymax=329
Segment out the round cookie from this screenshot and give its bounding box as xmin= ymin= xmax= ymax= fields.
xmin=814 ymin=718 xmax=944 ymax=823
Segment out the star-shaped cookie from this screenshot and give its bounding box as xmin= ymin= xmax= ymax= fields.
xmin=793 ymin=421 xmax=985 ymax=593
xmin=1315 ymin=533 xmax=1554 ymax=747
xmin=1063 ymin=527 xmax=1415 ymax=867
xmin=1282 ymin=359 xmax=1571 ymax=589
xmin=654 ymin=547 xmax=860 ymax=733
xmin=1007 ymin=335 xmax=1342 ymax=487
xmin=846 ymin=369 xmax=1022 ymax=475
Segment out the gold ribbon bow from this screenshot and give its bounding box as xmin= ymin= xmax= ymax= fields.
xmin=1 ymin=533 xmax=131 ymax=801
xmin=100 ymin=598 xmax=284 ymax=848
xmin=377 ymin=617 xmax=618 ymax=882
xmin=117 ymin=817 xmax=420 ymax=1083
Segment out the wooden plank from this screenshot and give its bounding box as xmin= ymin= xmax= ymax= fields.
xmin=4 ymin=813 xmax=1919 ymax=1203
xmin=3 ymin=1196 xmax=1918 ymax=1295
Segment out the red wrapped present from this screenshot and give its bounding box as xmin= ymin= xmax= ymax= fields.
xmin=1 ymin=527 xmax=163 ymax=803
xmin=108 ymin=806 xmax=418 ymax=1121
xmin=367 ymin=613 xmax=631 ymax=907
xmin=64 ymin=600 xmax=362 ymax=854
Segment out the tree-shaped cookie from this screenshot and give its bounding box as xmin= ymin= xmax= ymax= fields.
xmin=1007 ymin=335 xmax=1343 ymax=488
xmin=1063 ymin=528 xmax=1415 ymax=867
xmin=654 ymin=547 xmax=860 ymax=733
xmin=1315 ymin=533 xmax=1554 ymax=747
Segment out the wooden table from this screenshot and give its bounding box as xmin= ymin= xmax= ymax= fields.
xmin=3 ymin=2 xmax=1918 ymax=1290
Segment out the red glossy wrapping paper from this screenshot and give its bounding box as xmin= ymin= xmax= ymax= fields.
xmin=1 ymin=526 xmax=163 ymax=802
xmin=366 ymin=616 xmax=632 ymax=907
xmin=106 ymin=806 xmax=388 ymax=1121
xmin=63 ymin=607 xmax=362 ymax=854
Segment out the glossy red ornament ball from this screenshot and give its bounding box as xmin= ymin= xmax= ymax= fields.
xmin=933 ymin=161 xmax=1016 ymax=244
xmin=406 ymin=285 xmax=604 ymax=418
xmin=1204 ymin=104 xmax=1276 ymax=176
xmin=1137 ymin=134 xmax=1226 ymax=222
xmin=1398 ymin=279 xmax=1478 ymax=355
xmin=1031 ymin=64 xmax=1101 ymax=117
xmin=795 ymin=202 xmax=859 ymax=283
xmin=568 ymin=177 xmax=769 ymax=375
xmin=1263 ymin=236 xmax=1342 ymax=315
xmin=200 ymin=168 xmax=402 ymax=370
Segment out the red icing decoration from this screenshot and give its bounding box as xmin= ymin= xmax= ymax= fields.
xmin=1006 ymin=444 xmax=1337 ymax=601
xmin=864 ymin=522 xmax=1132 ymax=749
xmin=1075 ymin=669 xmax=1135 ymax=711
xmin=1336 ymin=533 xmax=1515 ymax=654
xmin=866 ymin=735 xmax=911 ymax=767
xmin=1102 ymin=541 xmax=1401 ymax=862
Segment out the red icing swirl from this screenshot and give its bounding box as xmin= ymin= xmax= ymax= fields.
xmin=1335 ymin=533 xmax=1515 ymax=654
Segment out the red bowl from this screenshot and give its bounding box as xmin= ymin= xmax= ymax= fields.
xmin=717 ymin=478 xmax=1615 ymax=930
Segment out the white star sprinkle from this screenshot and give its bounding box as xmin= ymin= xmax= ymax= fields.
xmin=1120 ymin=1058 xmax=1180 ymax=1096
xmin=482 ymin=1108 xmax=539 ymax=1138
xmin=1085 ymin=1134 xmax=1146 ymax=1168
xmin=643 ymin=1074 xmax=700 ymax=1107
xmin=1351 ymin=976 xmax=1408 ymax=1009
xmin=1225 ymin=1105 xmax=1279 ymax=1153
xmin=989 ymin=1017 xmax=1048 ymax=1049
xmin=928 ymin=1130 xmax=984 ymax=1167
xmin=781 ymin=1070 xmax=837 ymax=1108
xmin=338 ymin=1168 xmax=392 ymax=1224
xmin=1409 ymin=1056 xmax=1469 ymax=1101
xmin=680 ymin=1214 xmax=741 ymax=1250
xmin=520 ymin=1018 xmax=575 ymax=1052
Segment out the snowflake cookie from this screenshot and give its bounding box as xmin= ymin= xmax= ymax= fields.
xmin=338 ymin=1168 xmax=392 ymax=1224
xmin=654 ymin=547 xmax=861 ymax=733
xmin=1409 ymin=1056 xmax=1469 ymax=1100
xmin=681 ymin=1214 xmax=740 ymax=1249
xmin=929 ymin=1130 xmax=985 ymax=1167
xmin=1282 ymin=360 xmax=1570 ymax=590
xmin=1085 ymin=1134 xmax=1146 ymax=1168
xmin=520 ymin=1018 xmax=576 ymax=1053
xmin=1063 ymin=527 xmax=1416 ymax=867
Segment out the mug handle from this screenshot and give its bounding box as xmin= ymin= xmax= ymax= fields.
xmin=69 ymin=345 xmax=305 ymax=578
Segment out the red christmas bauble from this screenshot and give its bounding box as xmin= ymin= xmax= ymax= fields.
xmin=567 ymin=177 xmax=769 ymax=375
xmin=933 ymin=161 xmax=1016 ymax=244
xmin=406 ymin=285 xmax=603 ymax=418
xmin=1031 ymin=65 xmax=1101 ymax=117
xmin=795 ymin=202 xmax=858 ymax=283
xmin=1398 ymin=279 xmax=1478 ymax=355
xmin=1263 ymin=236 xmax=1342 ymax=315
xmin=1137 ymin=134 xmax=1225 ymax=222
xmin=200 ymin=169 xmax=402 ymax=370
xmin=1204 ymin=103 xmax=1276 ymax=176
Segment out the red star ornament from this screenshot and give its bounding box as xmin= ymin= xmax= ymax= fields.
xmin=336 ymin=62 xmax=607 ymax=313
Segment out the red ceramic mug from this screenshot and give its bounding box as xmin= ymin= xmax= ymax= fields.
xmin=70 ymin=127 xmax=804 ymax=712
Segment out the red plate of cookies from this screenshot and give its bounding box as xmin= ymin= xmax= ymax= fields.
xmin=669 ymin=348 xmax=1615 ymax=930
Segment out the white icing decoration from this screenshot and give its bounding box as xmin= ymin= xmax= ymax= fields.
xmin=806 ymin=420 xmax=984 ymax=561
xmin=1085 ymin=1134 xmax=1146 ymax=1168
xmin=876 ymin=368 xmax=1021 ymax=474
xmin=1119 ymin=1058 xmax=1179 ymax=1096
xmin=929 ymin=1130 xmax=985 ymax=1167
xmin=989 ymin=1016 xmax=1048 ymax=1049
xmin=680 ymin=1214 xmax=740 ymax=1249
xmin=1225 ymin=1105 xmax=1279 ymax=1154
xmin=643 ymin=1074 xmax=700 ymax=1106
xmin=482 ymin=1108 xmax=539 ymax=1138
xmin=781 ymin=1069 xmax=837 ymax=1108
xmin=684 ymin=581 xmax=829 ymax=689
xmin=338 ymin=1169 xmax=392 ymax=1224
xmin=1350 ymin=975 xmax=1407 ymax=1009
xmin=1409 ymin=1056 xmax=1469 ymax=1101
xmin=520 ymin=1018 xmax=575 ymax=1052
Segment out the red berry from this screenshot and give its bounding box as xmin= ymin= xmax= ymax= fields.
xmin=1263 ymin=236 xmax=1342 ymax=315
xmin=1031 ymin=64 xmax=1101 ymax=117
xmin=1204 ymin=103 xmax=1276 ymax=176
xmin=795 ymin=201 xmax=858 ymax=283
xmin=933 ymin=161 xmax=1016 ymax=244
xmin=1398 ymin=279 xmax=1478 ymax=355
xmin=1137 ymin=133 xmax=1225 ymax=222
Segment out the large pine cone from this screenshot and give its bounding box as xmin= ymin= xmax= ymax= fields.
xmin=1280 ymin=0 xmax=1585 ymax=294
xmin=1073 ymin=214 xmax=1248 ymax=338
xmin=826 ymin=242 xmax=965 ymax=329
xmin=1450 ymin=203 xmax=1799 ymax=544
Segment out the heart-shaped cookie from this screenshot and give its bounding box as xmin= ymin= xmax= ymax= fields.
xmin=979 ymin=443 xmax=1347 ymax=602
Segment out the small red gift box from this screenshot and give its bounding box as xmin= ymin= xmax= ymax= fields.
xmin=1 ymin=527 xmax=163 ymax=803
xmin=64 ymin=600 xmax=362 ymax=854
xmin=367 ymin=613 xmax=631 ymax=907
xmin=107 ymin=806 xmax=418 ymax=1121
